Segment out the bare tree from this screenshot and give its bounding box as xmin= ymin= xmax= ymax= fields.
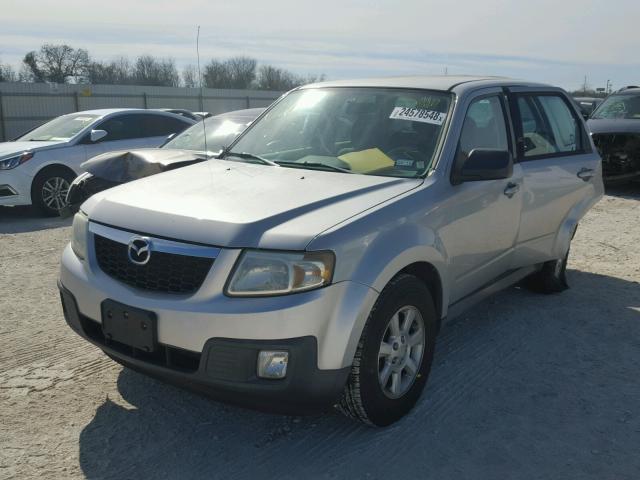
xmin=226 ymin=56 xmax=257 ymax=89
xmin=0 ymin=60 xmax=16 ymax=82
xmin=203 ymin=56 xmax=256 ymax=89
xmin=203 ymin=59 xmax=231 ymax=88
xmin=256 ymin=65 xmax=296 ymax=90
xmin=256 ymin=65 xmax=325 ymax=91
xmin=132 ymin=55 xmax=180 ymax=87
xmin=181 ymin=64 xmax=199 ymax=88
xmin=22 ymin=44 xmax=90 ymax=83
xmin=87 ymin=57 xmax=132 ymax=85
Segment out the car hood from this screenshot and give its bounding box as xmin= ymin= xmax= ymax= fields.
xmin=587 ymin=119 xmax=640 ymax=135
xmin=83 ymin=159 xmax=422 ymax=250
xmin=82 ymin=148 xmax=206 ymax=182
xmin=0 ymin=140 xmax=65 ymax=159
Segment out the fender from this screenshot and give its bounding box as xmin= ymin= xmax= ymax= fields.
xmin=552 ymin=162 xmax=604 ymax=258
xmin=310 ymin=206 xmax=450 ymax=368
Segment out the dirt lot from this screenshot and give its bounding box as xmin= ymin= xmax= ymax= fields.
xmin=1 ymin=188 xmax=639 ymax=480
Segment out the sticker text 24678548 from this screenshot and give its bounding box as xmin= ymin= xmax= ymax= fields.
xmin=389 ymin=107 xmax=446 ymax=125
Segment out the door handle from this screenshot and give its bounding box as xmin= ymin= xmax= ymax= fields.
xmin=577 ymin=167 xmax=594 ymax=182
xmin=503 ymin=182 xmax=520 ymax=198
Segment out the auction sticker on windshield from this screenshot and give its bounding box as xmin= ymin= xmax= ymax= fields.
xmin=389 ymin=107 xmax=446 ymax=125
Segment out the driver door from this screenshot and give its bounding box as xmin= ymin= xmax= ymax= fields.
xmin=438 ymin=90 xmax=523 ymax=303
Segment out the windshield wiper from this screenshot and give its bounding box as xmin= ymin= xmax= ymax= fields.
xmin=275 ymin=161 xmax=354 ymax=174
xmin=221 ymin=150 xmax=278 ymax=166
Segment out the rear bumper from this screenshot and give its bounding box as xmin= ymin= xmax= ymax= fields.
xmin=59 ymin=281 xmax=351 ymax=413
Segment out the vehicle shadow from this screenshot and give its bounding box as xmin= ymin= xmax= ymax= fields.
xmin=604 ymin=181 xmax=640 ymax=199
xmin=0 ymin=206 xmax=71 ymax=234
xmin=78 ymin=269 xmax=640 ymax=479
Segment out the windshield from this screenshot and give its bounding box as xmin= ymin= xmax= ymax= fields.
xmin=592 ymin=93 xmax=640 ymax=120
xmin=229 ymin=87 xmax=452 ymax=177
xmin=19 ymin=113 xmax=99 ymax=141
xmin=164 ymin=115 xmax=252 ymax=152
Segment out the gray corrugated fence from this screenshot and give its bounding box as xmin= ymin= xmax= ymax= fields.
xmin=0 ymin=82 xmax=282 ymax=141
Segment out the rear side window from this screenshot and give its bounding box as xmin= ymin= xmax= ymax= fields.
xmin=142 ymin=115 xmax=190 ymax=137
xmin=97 ymin=114 xmax=144 ymax=141
xmin=515 ymin=94 xmax=582 ymax=158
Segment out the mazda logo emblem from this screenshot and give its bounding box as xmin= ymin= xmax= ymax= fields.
xmin=127 ymin=237 xmax=152 ymax=266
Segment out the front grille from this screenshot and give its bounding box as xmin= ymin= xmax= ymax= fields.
xmin=94 ymin=234 xmax=214 ymax=294
xmin=592 ymin=133 xmax=640 ymax=176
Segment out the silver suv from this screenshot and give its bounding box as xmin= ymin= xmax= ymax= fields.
xmin=59 ymin=76 xmax=603 ymax=426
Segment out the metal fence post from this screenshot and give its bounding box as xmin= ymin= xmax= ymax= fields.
xmin=0 ymin=91 xmax=5 ymax=141
xmin=245 ymin=96 xmax=250 ymax=108
xmin=74 ymin=91 xmax=80 ymax=111
xmin=143 ymin=93 xmax=148 ymax=109
xmin=199 ymin=91 xmax=204 ymax=111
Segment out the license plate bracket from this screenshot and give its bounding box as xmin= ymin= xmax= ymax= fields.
xmin=101 ymin=299 xmax=157 ymax=352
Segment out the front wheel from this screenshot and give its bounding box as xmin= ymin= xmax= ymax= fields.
xmin=338 ymin=274 xmax=438 ymax=426
xmin=31 ymin=167 xmax=75 ymax=216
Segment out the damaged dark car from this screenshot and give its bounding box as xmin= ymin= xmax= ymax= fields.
xmin=588 ymin=87 xmax=640 ymax=184
xmin=64 ymin=108 xmax=264 ymax=214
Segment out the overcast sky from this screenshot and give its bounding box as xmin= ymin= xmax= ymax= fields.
xmin=1 ymin=0 xmax=638 ymax=90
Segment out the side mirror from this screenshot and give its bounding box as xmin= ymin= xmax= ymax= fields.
xmin=90 ymin=129 xmax=108 ymax=143
xmin=453 ymin=149 xmax=513 ymax=184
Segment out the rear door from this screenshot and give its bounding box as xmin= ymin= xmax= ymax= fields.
xmin=507 ymin=88 xmax=601 ymax=267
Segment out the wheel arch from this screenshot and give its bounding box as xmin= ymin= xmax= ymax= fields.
xmin=397 ymin=261 xmax=444 ymax=329
xmin=30 ymin=163 xmax=78 ymax=206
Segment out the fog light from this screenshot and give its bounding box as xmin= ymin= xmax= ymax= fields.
xmin=257 ymin=351 xmax=289 ymax=379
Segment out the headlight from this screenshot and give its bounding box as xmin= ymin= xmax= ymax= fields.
xmin=71 ymin=211 xmax=89 ymax=260
xmin=0 ymin=151 xmax=34 ymax=170
xmin=226 ymin=250 xmax=335 ymax=296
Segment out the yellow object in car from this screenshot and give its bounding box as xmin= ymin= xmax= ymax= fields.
xmin=338 ymin=148 xmax=395 ymax=173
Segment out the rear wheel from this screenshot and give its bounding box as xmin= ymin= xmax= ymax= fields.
xmin=525 ymin=250 xmax=570 ymax=294
xmin=338 ymin=274 xmax=438 ymax=426
xmin=31 ymin=167 xmax=75 ymax=216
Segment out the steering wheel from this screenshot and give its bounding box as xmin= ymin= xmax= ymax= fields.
xmin=307 ymin=114 xmax=336 ymax=155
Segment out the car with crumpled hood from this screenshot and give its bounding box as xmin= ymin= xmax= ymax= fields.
xmin=64 ymin=108 xmax=264 ymax=214
xmin=588 ymin=87 xmax=640 ymax=183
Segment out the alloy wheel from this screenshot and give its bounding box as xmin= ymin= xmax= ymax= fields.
xmin=377 ymin=305 xmax=425 ymax=399
xmin=42 ymin=176 xmax=70 ymax=212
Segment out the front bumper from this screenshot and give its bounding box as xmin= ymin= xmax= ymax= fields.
xmin=60 ymin=238 xmax=378 ymax=370
xmin=0 ymin=169 xmax=32 ymax=206
xmin=59 ymin=282 xmax=351 ymax=413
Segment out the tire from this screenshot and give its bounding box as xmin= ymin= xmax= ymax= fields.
xmin=338 ymin=274 xmax=438 ymax=426
xmin=525 ymin=249 xmax=570 ymax=294
xmin=31 ymin=167 xmax=76 ymax=217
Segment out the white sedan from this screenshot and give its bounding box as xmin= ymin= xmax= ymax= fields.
xmin=0 ymin=109 xmax=194 ymax=215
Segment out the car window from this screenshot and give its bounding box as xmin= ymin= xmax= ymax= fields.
xmin=457 ymin=96 xmax=509 ymax=159
xmin=97 ymin=114 xmax=144 ymax=141
xmin=18 ymin=113 xmax=100 ymax=142
xmin=537 ymin=96 xmax=580 ymax=153
xmin=592 ymin=93 xmax=640 ymax=119
xmin=164 ymin=116 xmax=250 ymax=152
xmin=142 ymin=115 xmax=190 ymax=137
xmin=516 ymin=95 xmax=580 ymax=158
xmin=231 ymin=87 xmax=452 ymax=178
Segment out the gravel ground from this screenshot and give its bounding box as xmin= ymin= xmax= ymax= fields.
xmin=1 ymin=187 xmax=639 ymax=480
